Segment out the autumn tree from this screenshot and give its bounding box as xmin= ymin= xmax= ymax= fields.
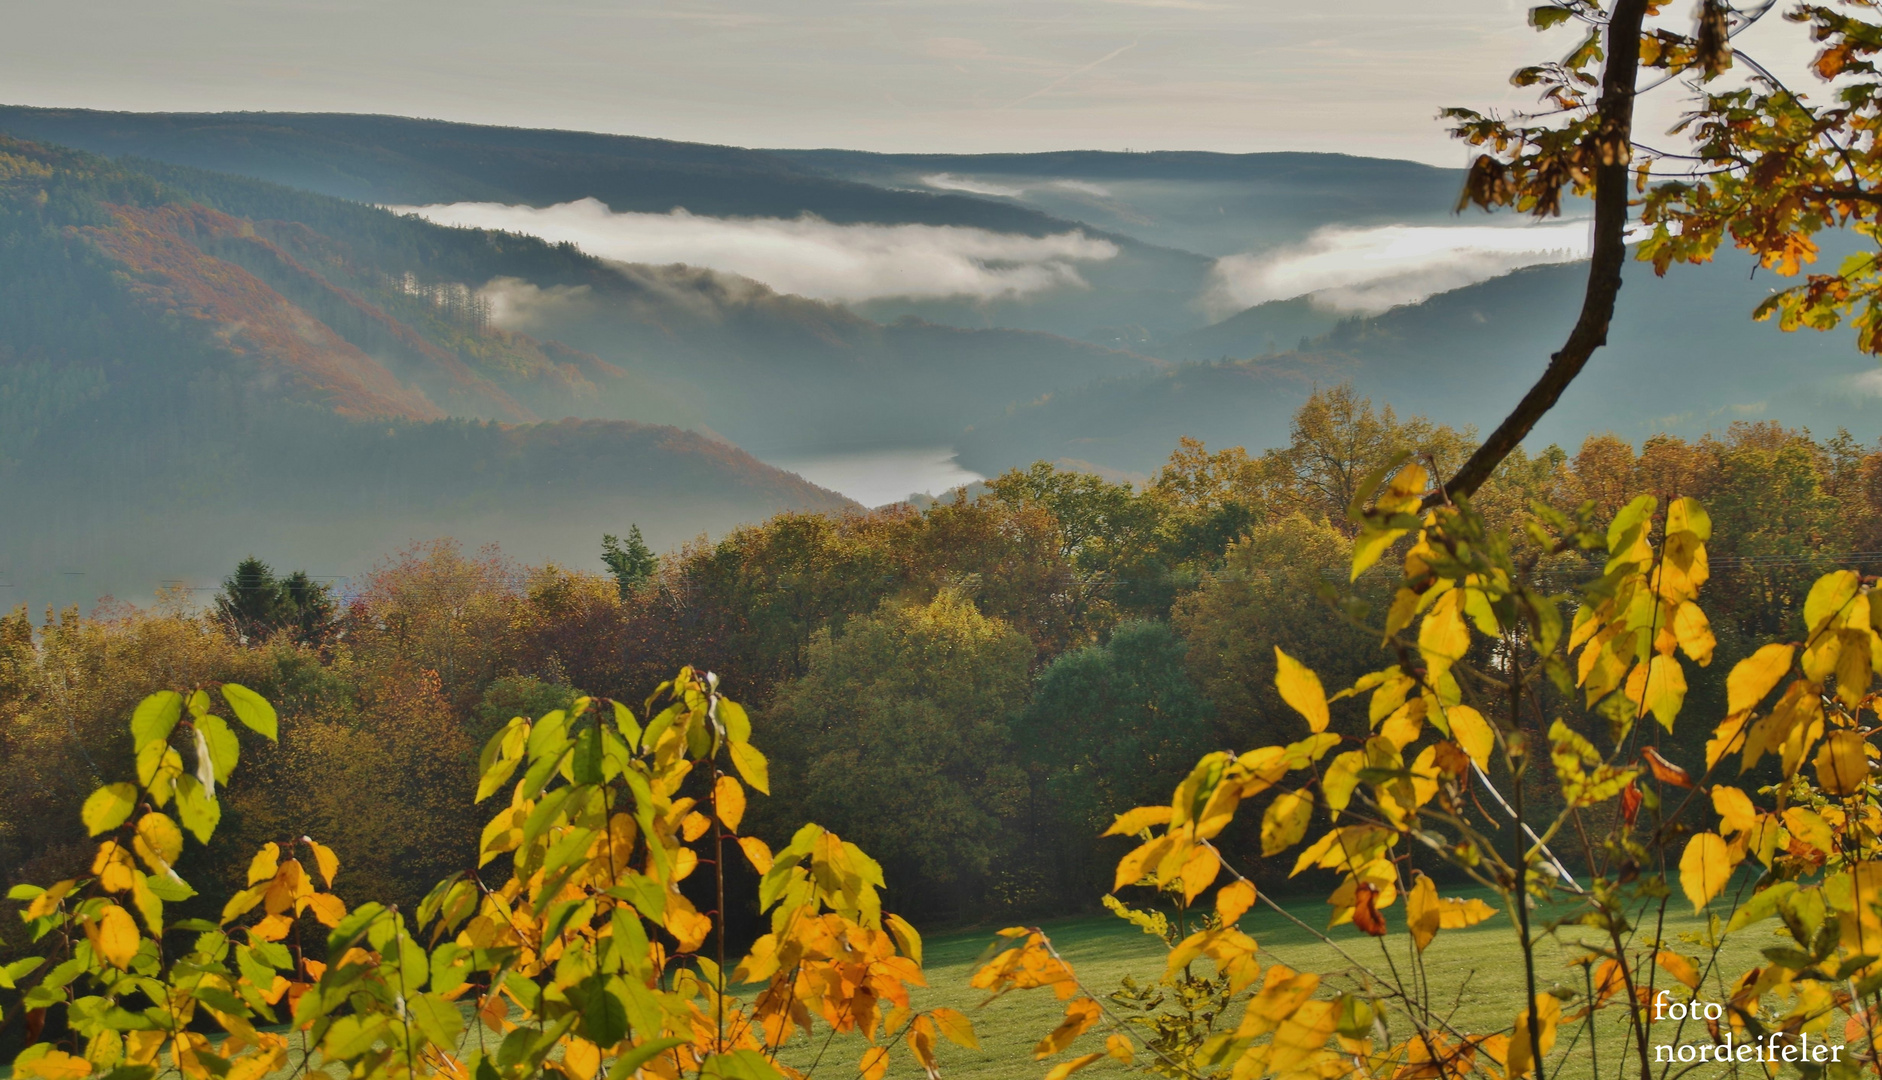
xmin=761 ymin=590 xmax=1032 ymax=916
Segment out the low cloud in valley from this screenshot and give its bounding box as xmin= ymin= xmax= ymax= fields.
xmin=394 ymin=198 xmax=1118 ymax=303
xmin=1206 ymin=220 xmax=1595 ymax=317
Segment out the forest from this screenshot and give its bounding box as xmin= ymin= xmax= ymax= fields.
xmin=5 ymin=385 xmax=1871 ymax=934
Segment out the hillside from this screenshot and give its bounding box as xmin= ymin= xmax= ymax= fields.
xmin=0 ymin=135 xmax=859 ymax=609
xmin=0 ymin=107 xmax=1073 ymax=233
xmin=955 ymin=256 xmax=1882 ymax=476
xmin=775 ymin=149 xmax=1468 ymax=257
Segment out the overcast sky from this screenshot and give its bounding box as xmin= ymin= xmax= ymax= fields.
xmin=0 ymin=1 xmax=1818 ymax=165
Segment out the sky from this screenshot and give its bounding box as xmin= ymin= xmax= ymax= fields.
xmin=0 ymin=0 xmax=1782 ymax=165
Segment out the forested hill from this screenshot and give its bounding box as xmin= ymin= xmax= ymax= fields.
xmin=0 ymin=135 xmax=862 ymax=609
xmin=958 ymin=255 xmax=1882 ymax=476
xmin=0 ymin=106 xmax=1069 ymax=232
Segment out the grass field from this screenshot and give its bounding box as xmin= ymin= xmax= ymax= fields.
xmin=767 ymin=877 xmax=1781 ymax=1080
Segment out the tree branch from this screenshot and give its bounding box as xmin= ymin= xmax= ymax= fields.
xmin=1433 ymin=0 xmax=1651 ymax=505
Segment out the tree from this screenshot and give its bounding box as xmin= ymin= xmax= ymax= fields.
xmin=600 ymin=525 xmax=659 ymax=597
xmin=1171 ymin=514 xmax=1384 ymax=755
xmin=1015 ymin=620 xmax=1214 ymax=896
xmin=212 ymin=556 xmax=336 ymax=646
xmin=213 ymin=556 xmax=286 ymax=644
xmin=763 ymin=590 xmax=1032 ymax=914
xmin=1437 ymin=0 xmax=1882 ymax=501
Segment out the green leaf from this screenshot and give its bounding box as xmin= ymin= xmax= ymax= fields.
xmin=407 ymin=993 xmax=464 ymax=1050
xmin=220 ymin=684 xmax=277 ymax=742
xmin=568 ymin=973 xmax=629 ymax=1046
xmin=698 ymin=1050 xmax=784 ymax=1080
xmin=610 ymin=700 xmax=642 ymax=750
xmin=571 ymin=726 xmax=603 ymax=785
xmin=83 ymin=784 xmax=139 ymax=836
xmin=608 ymin=1039 xmax=688 ymax=1080
xmin=606 ymin=875 xmax=667 ymax=923
xmin=327 ymin=902 xmax=386 ymax=957
xmin=173 ymin=775 xmax=220 ymax=844
xmin=1529 ymin=4 xmax=1573 ymax=29
xmin=0 ymin=957 xmax=43 ymax=989
xmin=718 ymin=699 xmax=751 ymax=744
xmin=144 ymin=872 xmax=196 ymax=903
xmin=131 ymin=692 xmax=182 ymax=753
xmin=195 ymin=714 xmax=240 ymax=783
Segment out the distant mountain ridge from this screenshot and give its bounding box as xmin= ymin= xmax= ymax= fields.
xmin=956 ymin=256 xmax=1882 ymax=476
xmin=0 ymin=134 xmax=859 ymax=608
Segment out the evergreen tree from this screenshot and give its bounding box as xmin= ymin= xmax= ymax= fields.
xmin=214 ymin=556 xmax=285 ymax=644
xmin=601 ymin=526 xmax=659 ymax=597
xmin=213 ymin=557 xmax=337 ymax=645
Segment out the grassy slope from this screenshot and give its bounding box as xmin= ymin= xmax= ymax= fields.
xmin=825 ymin=883 xmax=1772 ymax=1080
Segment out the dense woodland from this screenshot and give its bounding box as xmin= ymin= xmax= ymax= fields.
xmin=4 ymin=385 xmax=1875 ymax=938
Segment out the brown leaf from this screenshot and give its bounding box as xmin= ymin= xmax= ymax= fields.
xmin=1353 ymin=882 xmax=1387 ymax=937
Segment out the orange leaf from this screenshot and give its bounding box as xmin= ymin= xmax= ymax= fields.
xmin=1642 ymin=747 xmax=1692 ymax=788
xmin=1353 ymin=883 xmax=1387 ymax=937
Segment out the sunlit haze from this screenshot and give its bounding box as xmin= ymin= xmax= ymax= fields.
xmin=0 ymin=0 xmax=1823 ymax=163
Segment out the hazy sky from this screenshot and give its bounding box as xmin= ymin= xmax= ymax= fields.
xmin=1 ymin=1 xmax=1822 ymax=164
xmin=0 ymin=0 xmax=1673 ymax=164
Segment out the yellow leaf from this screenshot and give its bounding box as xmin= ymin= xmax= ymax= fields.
xmin=1783 ymin=806 xmax=1834 ymax=855
xmin=1727 ymin=644 xmax=1794 ymax=715
xmin=887 ymin=912 xmax=923 ymax=964
xmin=93 ymin=841 xmax=136 ymax=894
xmin=1034 ymin=998 xmax=1102 ymax=1059
xmin=1672 ymin=601 xmax=1714 ymax=666
xmin=681 ymin=811 xmax=711 ymax=842
xmin=1273 ymin=647 xmax=1330 ymax=733
xmin=1815 ymin=730 xmax=1872 ymax=797
xmin=246 ymin=843 xmax=279 ymax=886
xmin=304 ymin=893 xmax=346 ymax=928
xmin=713 ymin=775 xmax=746 ymax=833
xmin=736 ymin=835 xmax=773 ymax=874
xmin=1447 ymin=706 xmax=1494 ymax=770
xmin=930 ymin=1007 xmax=978 ymax=1049
xmin=1711 ymin=786 xmax=1756 ymax=834
xmin=1418 ymin=589 xmax=1471 ymax=681
xmin=727 ymin=740 xmax=770 ymax=795
xmin=1215 ymin=880 xmax=1257 ymax=925
xmin=1666 ymin=497 xmax=1711 ymax=542
xmin=82 ymin=784 xmax=138 ymax=837
xmin=93 ymin=903 xmax=140 ymax=969
xmin=1043 ymin=1054 xmax=1103 ymax=1080
xmin=1260 ymin=790 xmax=1314 ymax=857
xmin=1805 ymin=570 xmax=1861 ymax=634
xmin=1268 ymin=999 xmax=1338 ymax=1075
xmin=859 ymin=1046 xmax=889 ymax=1080
xmin=1177 ymin=844 xmax=1220 ymax=905
xmin=135 ymin=813 xmax=183 ymax=869
xmin=1835 ymin=628 xmax=1873 ymax=707
xmin=1239 ymin=964 xmax=1321 ymax=1037
xmin=1678 ymin=832 xmax=1733 ymax=912
xmin=1435 ymin=895 xmax=1496 ymax=930
xmin=1102 ymin=806 xmax=1173 ymax=837
xmin=562 ymin=1039 xmax=600 ymax=1080
xmin=1639 ymin=654 xmax=1687 ymax=732
xmin=1506 ymin=995 xmax=1561 ymax=1079
xmin=1407 ymin=874 xmax=1440 ymax=953
xmin=1104 ymin=1035 xmax=1133 ymax=1065
xmin=15 ymin=1050 xmax=93 ymax=1080
xmin=307 ymin=841 xmax=340 ymax=887
xmin=1320 ymin=751 xmax=1365 ymax=816
xmin=1655 ymin=950 xmax=1700 ymax=989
